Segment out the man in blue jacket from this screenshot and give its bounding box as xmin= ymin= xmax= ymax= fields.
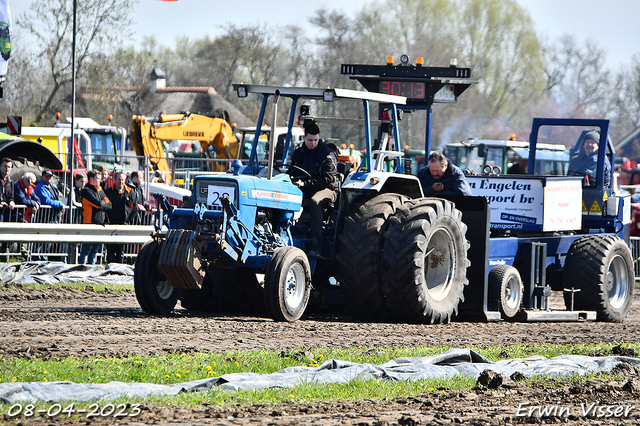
xmin=34 ymin=169 xmax=66 ymax=223
xmin=33 ymin=169 xmax=67 ymax=261
xmin=418 ymin=151 xmax=473 ymax=196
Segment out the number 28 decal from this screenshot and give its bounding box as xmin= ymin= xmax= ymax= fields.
xmin=206 ymin=185 xmax=236 ymax=206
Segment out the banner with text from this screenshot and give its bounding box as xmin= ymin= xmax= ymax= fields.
xmin=467 ymin=176 xmax=581 ymax=232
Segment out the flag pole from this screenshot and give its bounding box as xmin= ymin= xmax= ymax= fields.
xmin=68 ymin=0 xmax=77 ymax=225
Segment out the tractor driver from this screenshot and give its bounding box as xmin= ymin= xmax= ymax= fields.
xmin=568 ymin=131 xmax=611 ymax=187
xmin=418 ymin=151 xmax=473 ymax=196
xmin=288 ymin=122 xmax=340 ymax=255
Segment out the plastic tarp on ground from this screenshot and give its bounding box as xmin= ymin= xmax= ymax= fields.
xmin=1 ymin=348 xmax=639 ymax=404
xmin=0 ymin=262 xmax=133 ymax=286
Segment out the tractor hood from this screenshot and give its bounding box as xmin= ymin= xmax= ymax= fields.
xmin=245 ymin=174 xmax=303 ymax=211
xmin=193 ymin=173 xmax=303 ymax=212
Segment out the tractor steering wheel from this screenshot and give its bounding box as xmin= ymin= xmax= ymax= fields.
xmin=289 ymin=165 xmax=312 ymax=180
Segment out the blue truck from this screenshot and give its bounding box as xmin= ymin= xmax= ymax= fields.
xmin=134 ymin=85 xmax=441 ymax=322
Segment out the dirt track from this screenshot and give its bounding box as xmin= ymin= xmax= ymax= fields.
xmin=1 ymin=285 xmax=640 ymax=425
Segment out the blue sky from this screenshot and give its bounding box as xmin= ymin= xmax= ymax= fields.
xmin=11 ymin=0 xmax=640 ymax=70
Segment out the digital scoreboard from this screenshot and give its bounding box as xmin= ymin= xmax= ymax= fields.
xmin=341 ymin=62 xmax=475 ymax=105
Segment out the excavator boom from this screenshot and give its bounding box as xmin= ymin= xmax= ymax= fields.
xmin=131 ymin=112 xmax=238 ymax=181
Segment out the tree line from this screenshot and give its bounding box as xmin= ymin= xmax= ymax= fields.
xmin=3 ymin=0 xmax=640 ymax=151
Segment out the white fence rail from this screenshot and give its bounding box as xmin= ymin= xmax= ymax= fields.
xmin=0 ymin=204 xmax=155 ymax=263
xmin=4 ymin=201 xmax=640 ymax=278
xmin=0 ymin=223 xmax=154 ymax=244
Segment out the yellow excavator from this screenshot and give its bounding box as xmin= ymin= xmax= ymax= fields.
xmin=131 ymin=112 xmax=238 ymax=182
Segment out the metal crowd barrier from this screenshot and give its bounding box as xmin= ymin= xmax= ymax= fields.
xmin=5 ymin=206 xmax=640 ymax=279
xmin=0 ymin=204 xmax=155 ymax=264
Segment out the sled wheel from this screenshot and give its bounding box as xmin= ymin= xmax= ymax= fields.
xmin=381 ymin=198 xmax=470 ymax=324
xmin=134 ymin=240 xmax=178 ymax=314
xmin=563 ymin=235 xmax=634 ymax=322
xmin=264 ymin=246 xmax=311 ymax=322
xmin=488 ymin=265 xmax=523 ymax=319
xmin=336 ymin=193 xmax=407 ymax=321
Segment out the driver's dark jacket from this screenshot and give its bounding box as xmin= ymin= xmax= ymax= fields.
xmin=418 ymin=162 xmax=473 ymax=196
xmin=288 ymin=141 xmax=340 ymax=197
xmin=568 ymin=151 xmax=611 ymax=188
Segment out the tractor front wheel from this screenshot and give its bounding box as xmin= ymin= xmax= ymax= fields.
xmin=264 ymin=246 xmax=312 ymax=322
xmin=134 ymin=240 xmax=178 ymax=314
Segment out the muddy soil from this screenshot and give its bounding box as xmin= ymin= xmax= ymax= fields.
xmin=1 ymin=285 xmax=640 ymax=425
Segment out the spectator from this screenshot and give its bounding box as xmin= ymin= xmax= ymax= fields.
xmin=69 ymin=171 xmax=87 ymax=263
xmin=14 ymin=172 xmax=40 ymax=223
xmin=34 ymin=169 xmax=68 ymax=261
xmin=628 ymin=187 xmax=640 ymax=204
xmin=127 ymin=170 xmax=152 ymax=225
xmin=13 ymin=173 xmax=41 ymax=260
xmin=72 ymin=171 xmax=87 ymax=210
xmin=287 ymin=122 xmax=340 ymax=255
xmin=0 ymin=157 xmax=15 ymax=261
xmin=104 ymin=170 xmax=134 ymax=264
xmin=34 ymin=169 xmax=66 ymax=223
xmin=0 ymin=157 xmax=15 ymax=222
xmin=79 ymin=169 xmax=112 ymax=265
xmin=418 ymin=151 xmax=473 ymax=196
xmin=97 ymin=165 xmax=113 ymax=189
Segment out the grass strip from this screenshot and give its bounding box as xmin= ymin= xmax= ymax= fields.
xmin=0 ymin=342 xmax=637 ymax=412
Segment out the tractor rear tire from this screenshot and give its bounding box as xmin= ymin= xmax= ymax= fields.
xmin=563 ymin=235 xmax=634 ymax=322
xmin=488 ymin=265 xmax=523 ymax=319
xmin=264 ymin=246 xmax=312 ymax=322
xmin=134 ymin=240 xmax=178 ymax=314
xmin=381 ymin=198 xmax=470 ymax=324
xmin=9 ymin=158 xmax=45 ymax=182
xmin=211 ymin=267 xmax=264 ymax=315
xmin=336 ymin=193 xmax=407 ymax=321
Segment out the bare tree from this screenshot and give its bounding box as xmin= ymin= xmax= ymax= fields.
xmin=567 ymin=40 xmax=610 ymax=116
xmin=356 ymin=0 xmax=457 ymax=64
xmin=541 ymin=34 xmax=576 ymax=98
xmin=16 ymin=0 xmax=135 ymax=125
xmin=279 ymin=26 xmax=312 ymax=86
xmin=456 ymin=0 xmax=545 ymax=120
xmin=541 ymin=35 xmax=610 ymax=117
xmin=608 ymin=54 xmax=640 ymax=140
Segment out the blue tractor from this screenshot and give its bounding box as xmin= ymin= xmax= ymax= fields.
xmin=134 ymin=85 xmax=472 ymax=322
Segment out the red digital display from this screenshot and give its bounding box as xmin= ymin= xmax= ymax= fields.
xmin=379 ymin=81 xmax=426 ymax=99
